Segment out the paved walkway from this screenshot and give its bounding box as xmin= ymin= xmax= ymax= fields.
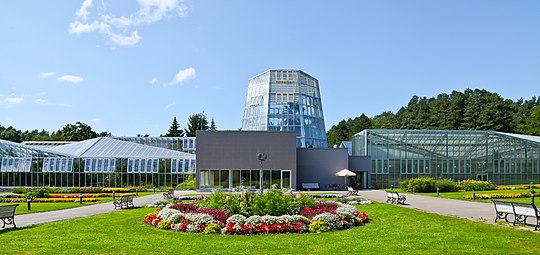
xmin=3 ymin=190 xmax=500 ymax=230
xmin=356 ymin=189 xmax=495 ymax=223
xmin=7 ymin=191 xmax=194 ymax=229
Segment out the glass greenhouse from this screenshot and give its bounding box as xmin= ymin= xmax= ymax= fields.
xmin=0 ymin=137 xmax=196 ymax=188
xmin=352 ymin=129 xmax=540 ymax=188
xmin=241 ymin=70 xmax=328 ymax=148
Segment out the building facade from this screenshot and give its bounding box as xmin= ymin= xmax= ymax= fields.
xmin=196 ymin=131 xmax=297 ymax=190
xmin=0 ymin=137 xmax=196 ymax=188
xmin=352 ymin=129 xmax=540 ymax=188
xmin=241 ymin=70 xmax=328 ymax=148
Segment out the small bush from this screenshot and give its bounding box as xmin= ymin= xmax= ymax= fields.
xmin=435 ymin=179 xmax=457 ymax=192
xmin=197 ymin=190 xmax=229 ymax=210
xmin=400 ymin=177 xmax=436 ymax=193
xmin=11 ymin=188 xmax=26 ymax=194
xmin=308 ymin=220 xmax=330 ymax=233
xmin=177 ymin=174 xmax=196 ymax=190
xmin=251 ymin=190 xmax=293 ymax=216
xmin=202 ymin=223 xmax=221 ymax=234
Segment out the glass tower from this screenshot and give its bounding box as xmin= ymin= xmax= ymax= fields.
xmin=241 ymin=70 xmax=328 ymax=148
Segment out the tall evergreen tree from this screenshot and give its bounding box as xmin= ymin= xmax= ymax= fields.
xmin=164 ymin=117 xmax=184 ymax=137
xmin=210 ymin=118 xmax=217 ymax=130
xmin=185 ymin=113 xmax=209 ymax=137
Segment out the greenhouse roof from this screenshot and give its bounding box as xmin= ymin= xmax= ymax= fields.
xmin=0 ymin=139 xmax=72 ymax=157
xmin=43 ymin=137 xmax=193 ymax=158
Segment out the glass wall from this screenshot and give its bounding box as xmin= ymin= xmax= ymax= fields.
xmin=352 ymin=130 xmax=540 ymax=187
xmin=241 ymin=70 xmax=328 ymax=148
xmin=199 ymin=169 xmax=292 ymax=190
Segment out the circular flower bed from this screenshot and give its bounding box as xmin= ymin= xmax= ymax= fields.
xmin=144 ymin=190 xmax=369 ymax=235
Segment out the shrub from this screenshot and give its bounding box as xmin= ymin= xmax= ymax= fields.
xmin=11 ymin=188 xmax=26 ymax=194
xmin=457 ymin=179 xmax=495 ymax=191
xmin=308 ymin=220 xmax=330 ymax=233
xmin=202 ymin=223 xmax=221 ymax=234
xmin=197 ymin=190 xmax=229 ymax=210
xmin=435 ymin=179 xmax=457 ymax=192
xmin=251 ymin=190 xmax=293 ymax=216
xmin=176 ymin=174 xmax=196 ymax=190
xmin=400 ymin=177 xmax=436 ymax=193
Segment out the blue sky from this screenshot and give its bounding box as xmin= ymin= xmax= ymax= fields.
xmin=0 ymin=1 xmax=539 ymax=136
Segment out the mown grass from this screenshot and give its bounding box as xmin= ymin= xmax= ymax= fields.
xmin=414 ymin=189 xmax=540 ymax=206
xmin=0 ymin=192 xmax=155 ymax=215
xmin=1 ymin=202 xmax=539 ymax=255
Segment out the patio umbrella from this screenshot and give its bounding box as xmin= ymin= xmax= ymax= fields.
xmin=335 ymin=169 xmax=356 ymax=185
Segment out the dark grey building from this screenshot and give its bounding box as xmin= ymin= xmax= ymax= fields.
xmin=196 ymin=130 xmax=371 ymax=191
xmin=297 ymin=148 xmax=371 ymax=190
xmin=196 ymin=131 xmax=297 ymax=190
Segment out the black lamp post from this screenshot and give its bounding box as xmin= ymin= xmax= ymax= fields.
xmin=257 ymin=153 xmax=267 ymax=194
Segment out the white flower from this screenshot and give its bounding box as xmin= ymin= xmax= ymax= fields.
xmin=226 ymin=214 xmax=247 ymax=224
xmin=245 ymin=215 xmax=263 ymax=225
xmin=336 ymin=204 xmax=357 ymax=215
xmin=146 ymin=199 xmax=170 ymax=208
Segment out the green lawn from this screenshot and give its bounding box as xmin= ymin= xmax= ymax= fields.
xmin=1 ymin=192 xmax=155 ymax=215
xmin=1 ymin=202 xmax=539 ymax=254
xmin=412 ymin=189 xmax=540 ymax=206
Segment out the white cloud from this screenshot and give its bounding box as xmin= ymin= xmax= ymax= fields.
xmin=165 ymin=102 xmax=175 ymax=109
xmin=69 ymin=0 xmax=188 ymax=46
xmin=108 ymin=31 xmax=141 ymax=46
xmin=137 ymin=0 xmax=188 ymax=24
xmin=167 ymin=67 xmax=196 ymax=86
xmin=35 ymin=99 xmax=70 ymax=107
xmin=4 ymin=97 xmax=23 ymax=105
xmin=39 ymin=72 xmax=55 ymax=79
xmin=90 ymin=118 xmax=101 ymax=122
xmin=76 ymin=0 xmax=93 ymax=20
xmin=150 ymin=77 xmax=159 ymax=84
xmin=69 ymin=21 xmax=109 ymax=34
xmin=58 ymin=75 xmax=84 ymax=83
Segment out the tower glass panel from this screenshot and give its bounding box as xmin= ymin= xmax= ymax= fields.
xmin=241 ymin=70 xmax=328 ymax=148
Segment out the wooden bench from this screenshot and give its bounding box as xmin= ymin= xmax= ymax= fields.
xmin=302 ymin=183 xmax=320 ymax=191
xmin=386 ymin=190 xmax=406 ymax=204
xmin=0 ymin=204 xmax=18 ymax=229
xmin=347 ymin=186 xmax=359 ymax=196
xmin=163 ymin=190 xmax=174 ymax=199
xmin=492 ymin=200 xmax=540 ymax=230
xmin=113 ymin=195 xmax=134 ymax=209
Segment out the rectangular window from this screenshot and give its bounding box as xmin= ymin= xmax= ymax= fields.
xmin=127 ymin=159 xmax=134 ymax=173
xmin=134 ymin=159 xmax=139 ymax=173
xmin=140 ymin=159 xmax=146 ymax=173
xmin=152 ymin=159 xmax=158 ymax=173
xmin=110 ymin=159 xmax=116 ymax=173
xmin=146 ymin=159 xmax=152 ymax=173
xmin=171 ymin=159 xmax=177 ymax=173
xmin=0 ymin=157 xmax=33 ymax=172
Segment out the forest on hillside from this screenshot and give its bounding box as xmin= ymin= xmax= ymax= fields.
xmin=326 ymin=88 xmax=540 ymax=146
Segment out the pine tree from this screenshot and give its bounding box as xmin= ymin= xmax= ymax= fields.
xmin=185 ymin=113 xmax=208 ymax=137
xmin=210 ymin=118 xmax=217 ymax=130
xmin=165 ymin=117 xmax=184 ymax=137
